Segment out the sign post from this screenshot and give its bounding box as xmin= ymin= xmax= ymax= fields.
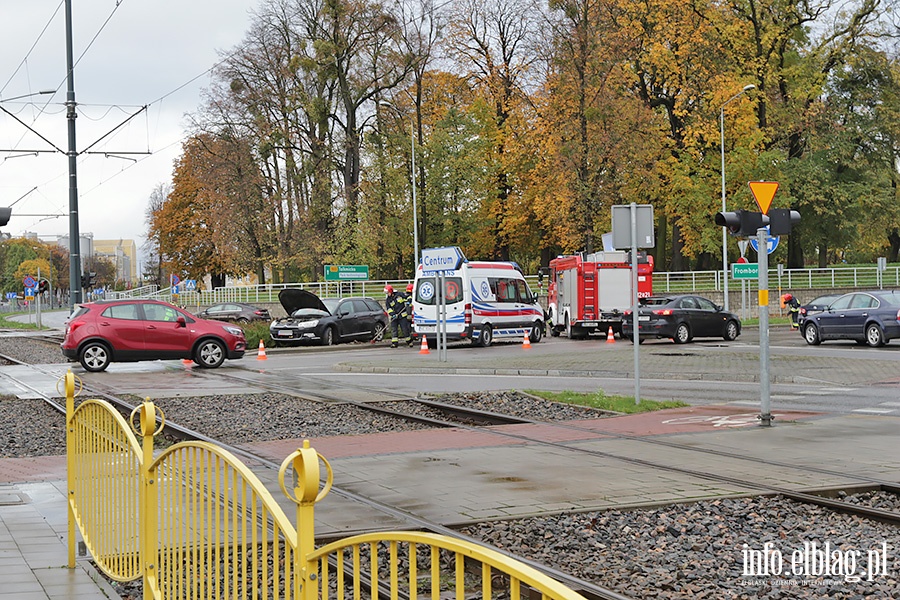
xmin=420 ymin=247 xmax=465 ymax=362
xmin=612 ymin=204 xmax=655 ymax=406
xmin=758 ymin=226 xmax=772 ymax=427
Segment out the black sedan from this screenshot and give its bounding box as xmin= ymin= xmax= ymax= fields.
xmin=801 ymin=290 xmax=900 ymax=347
xmin=197 ymin=302 xmax=271 ymax=323
xmin=622 ymin=294 xmax=741 ymax=344
xmin=269 ymin=289 xmax=388 ymax=346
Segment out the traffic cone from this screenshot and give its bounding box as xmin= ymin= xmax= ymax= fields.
xmin=522 ymin=333 xmax=532 ymax=350
xmin=182 ymin=357 xmax=193 ymax=366
xmin=257 ymin=339 xmax=268 ymax=360
xmin=419 ymin=335 xmax=430 ymax=355
xmin=606 ymin=326 xmax=616 ymax=344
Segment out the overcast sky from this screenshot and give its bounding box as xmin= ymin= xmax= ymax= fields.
xmin=0 ymin=0 xmax=257 ymax=253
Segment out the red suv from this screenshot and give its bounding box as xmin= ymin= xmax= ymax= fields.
xmin=61 ymin=299 xmax=247 ymax=372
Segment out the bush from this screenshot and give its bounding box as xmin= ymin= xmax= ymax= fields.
xmin=241 ymin=321 xmax=272 ymax=350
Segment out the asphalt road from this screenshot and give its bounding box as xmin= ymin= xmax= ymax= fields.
xmin=22 ymin=309 xmax=900 ymax=417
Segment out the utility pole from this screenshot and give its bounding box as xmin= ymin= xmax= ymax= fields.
xmin=65 ymin=0 xmax=83 ymax=307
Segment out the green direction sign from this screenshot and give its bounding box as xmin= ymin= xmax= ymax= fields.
xmin=732 ymin=263 xmax=759 ymax=279
xmin=324 ymin=265 xmax=369 ymax=281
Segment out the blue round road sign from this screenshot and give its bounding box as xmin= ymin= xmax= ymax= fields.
xmin=749 ymin=227 xmax=780 ymax=255
xmin=23 ymin=276 xmax=36 ymax=288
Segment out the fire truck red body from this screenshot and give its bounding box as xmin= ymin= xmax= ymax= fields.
xmin=546 ymin=251 xmax=653 ymax=338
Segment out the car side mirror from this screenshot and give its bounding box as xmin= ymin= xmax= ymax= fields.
xmin=176 ymin=316 xmax=187 ymax=328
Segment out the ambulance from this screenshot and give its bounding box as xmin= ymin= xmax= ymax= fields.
xmin=412 ymin=259 xmax=544 ymax=347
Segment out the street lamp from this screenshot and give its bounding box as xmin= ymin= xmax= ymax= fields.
xmin=720 ymin=84 xmax=755 ymax=312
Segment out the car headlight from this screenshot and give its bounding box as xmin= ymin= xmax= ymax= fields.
xmin=223 ymin=325 xmax=243 ymax=336
xmin=297 ymin=319 xmax=318 ymax=328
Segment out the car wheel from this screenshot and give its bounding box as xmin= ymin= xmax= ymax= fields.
xmin=236 ymin=318 xmax=249 ymax=324
xmin=479 ymin=325 xmax=493 ymax=347
xmin=529 ymin=321 xmax=543 ymax=343
xmin=79 ymin=341 xmax=111 ymax=372
xmin=803 ymin=323 xmax=821 ymax=345
xmin=195 ymin=339 xmax=226 ymax=368
xmin=723 ymin=320 xmax=740 ymax=341
xmin=372 ymin=322 xmax=386 ymax=342
xmin=320 ymin=327 xmax=335 ymax=346
xmin=673 ymin=323 xmax=691 ymax=344
xmin=865 ymin=323 xmax=885 ymax=347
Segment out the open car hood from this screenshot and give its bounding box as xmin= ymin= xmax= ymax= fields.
xmin=278 ymin=289 xmax=329 ymax=315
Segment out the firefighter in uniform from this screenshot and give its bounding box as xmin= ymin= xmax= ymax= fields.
xmin=782 ymin=293 xmax=801 ymax=330
xmin=385 ymin=285 xmax=410 ymax=348
xmin=402 ymin=283 xmax=415 ymax=346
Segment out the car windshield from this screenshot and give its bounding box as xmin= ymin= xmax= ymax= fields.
xmin=322 ymin=298 xmax=340 ymax=314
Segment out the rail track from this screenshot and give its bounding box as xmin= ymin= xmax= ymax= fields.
xmin=7 ymin=348 xmax=900 ymax=529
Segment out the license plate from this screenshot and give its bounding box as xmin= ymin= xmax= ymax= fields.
xmin=276 ymin=331 xmax=293 ymax=337
xmin=582 ymin=322 xmax=598 ymax=327
xmin=638 ymin=316 xmax=650 ymax=322
xmin=418 ymin=325 xmax=436 ymax=332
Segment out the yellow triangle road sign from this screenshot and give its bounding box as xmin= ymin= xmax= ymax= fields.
xmin=748 ymin=181 xmax=779 ymax=214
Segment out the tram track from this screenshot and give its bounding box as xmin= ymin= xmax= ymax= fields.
xmin=10 ymin=353 xmax=900 ymax=529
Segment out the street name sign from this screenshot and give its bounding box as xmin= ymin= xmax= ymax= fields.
xmin=421 ymin=247 xmax=465 ymax=274
xmin=732 ymin=263 xmax=759 ymax=279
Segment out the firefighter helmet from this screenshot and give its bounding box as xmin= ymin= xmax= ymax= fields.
xmin=783 ymin=293 xmax=793 ymax=302
xmin=406 ymin=283 xmax=413 ymax=293
xmin=384 ymin=285 xmax=394 ymax=295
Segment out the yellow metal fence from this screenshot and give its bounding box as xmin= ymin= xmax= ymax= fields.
xmin=64 ymin=371 xmax=587 ymax=600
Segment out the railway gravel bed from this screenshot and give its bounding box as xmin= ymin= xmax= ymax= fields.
xmin=0 ymin=335 xmax=68 ymax=365
xmin=463 ymin=496 xmax=900 ymax=599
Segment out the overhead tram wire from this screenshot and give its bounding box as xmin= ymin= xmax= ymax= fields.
xmin=0 ymin=0 xmax=64 ymax=97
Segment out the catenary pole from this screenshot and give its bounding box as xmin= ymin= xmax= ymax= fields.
xmin=65 ymin=0 xmax=83 ymax=307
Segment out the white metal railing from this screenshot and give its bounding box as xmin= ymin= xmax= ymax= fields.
xmin=103 ymin=266 xmax=900 ymax=305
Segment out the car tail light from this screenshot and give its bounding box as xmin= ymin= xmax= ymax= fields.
xmin=67 ymin=320 xmax=85 ymax=335
xmin=464 ymin=303 xmax=472 ymax=325
xmin=254 ymin=310 xmax=265 ymax=316
xmin=653 ymin=309 xmax=673 ymax=316
xmin=623 ymin=310 xmax=632 ymax=316
xmin=896 ymin=309 xmax=900 ymax=322
xmin=800 ymin=308 xmax=807 ymax=316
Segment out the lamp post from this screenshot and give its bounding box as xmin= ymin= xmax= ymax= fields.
xmin=720 ymin=84 xmax=755 ymax=312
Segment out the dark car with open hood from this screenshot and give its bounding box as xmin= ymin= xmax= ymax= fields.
xmin=269 ymin=289 xmax=389 ymax=346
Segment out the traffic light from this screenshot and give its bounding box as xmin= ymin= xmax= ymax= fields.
xmin=81 ymin=272 xmax=96 ymax=288
xmin=715 ymin=209 xmax=767 ymax=236
xmin=768 ymin=209 xmax=801 ymax=236
xmin=0 ymin=207 xmax=10 ymax=227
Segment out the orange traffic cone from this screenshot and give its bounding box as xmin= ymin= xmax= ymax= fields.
xmin=606 ymin=326 xmax=615 ymax=344
xmin=257 ymin=339 xmax=268 ymax=360
xmin=522 ymin=333 xmax=532 ymax=350
xmin=182 ymin=357 xmax=193 ymax=366
xmin=419 ymin=335 xmax=430 ymax=355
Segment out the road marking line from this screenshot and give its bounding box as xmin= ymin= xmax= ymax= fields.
xmin=771 ymin=395 xmax=803 ymax=401
xmin=879 ymin=402 xmax=900 ymax=407
xmin=852 ymin=408 xmax=894 ymax=414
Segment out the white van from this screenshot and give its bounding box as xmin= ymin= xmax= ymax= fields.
xmin=412 ymin=261 xmax=544 ymax=347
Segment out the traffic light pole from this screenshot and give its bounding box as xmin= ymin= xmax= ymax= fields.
xmin=757 ymin=227 xmax=772 ymax=426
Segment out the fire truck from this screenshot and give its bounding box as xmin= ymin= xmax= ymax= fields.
xmin=545 ymin=251 xmax=653 ymax=338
